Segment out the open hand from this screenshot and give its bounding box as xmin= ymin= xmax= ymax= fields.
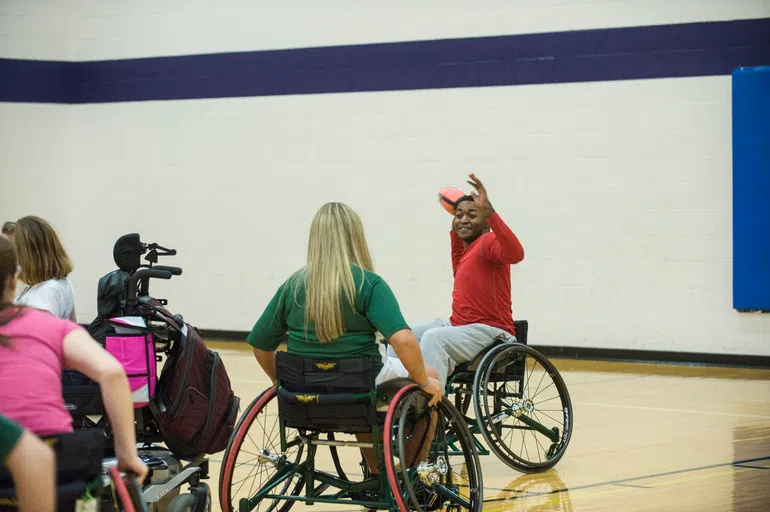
xmin=467 ymin=173 xmax=495 ymax=218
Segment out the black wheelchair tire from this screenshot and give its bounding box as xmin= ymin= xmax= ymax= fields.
xmin=218 ymin=387 xmax=302 ymax=512
xmin=383 ymin=385 xmax=484 ymax=512
xmin=472 ymin=343 xmax=573 ymax=473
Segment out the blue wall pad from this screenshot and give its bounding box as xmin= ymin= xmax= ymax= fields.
xmin=732 ymin=66 xmax=770 ymax=312
xmin=0 ymin=17 xmax=769 ymax=104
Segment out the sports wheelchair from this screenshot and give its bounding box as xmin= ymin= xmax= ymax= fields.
xmin=219 ymin=352 xmax=484 ymax=512
xmin=62 ymin=234 xmax=215 ymax=512
xmin=445 ymin=320 xmax=573 ymax=473
xmin=218 ymin=322 xmax=573 ymax=511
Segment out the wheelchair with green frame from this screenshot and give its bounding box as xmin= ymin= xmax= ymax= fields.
xmin=218 ymin=351 xmax=485 ymax=511
xmin=444 ymin=319 xmax=573 ymax=473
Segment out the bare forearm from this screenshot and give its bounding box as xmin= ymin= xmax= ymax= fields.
xmin=388 ymin=334 xmax=429 ymax=387
xmin=253 ymin=348 xmax=277 ymax=383
xmin=99 ymin=370 xmax=138 ymax=460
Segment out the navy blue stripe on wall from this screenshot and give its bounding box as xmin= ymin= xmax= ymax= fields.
xmin=0 ymin=58 xmax=74 ymax=103
xmin=1 ymin=18 xmax=769 ymax=104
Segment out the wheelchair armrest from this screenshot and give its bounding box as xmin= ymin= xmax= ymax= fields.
xmin=151 ymin=265 xmax=182 ymax=276
xmin=277 ymin=387 xmax=372 ymax=406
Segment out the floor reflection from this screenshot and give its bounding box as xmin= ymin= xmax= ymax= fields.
xmin=484 ymin=470 xmax=572 ymax=511
xmin=732 ymin=423 xmax=770 ymax=512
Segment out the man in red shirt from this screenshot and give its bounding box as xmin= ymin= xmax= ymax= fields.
xmin=389 ymin=174 xmax=524 ymax=387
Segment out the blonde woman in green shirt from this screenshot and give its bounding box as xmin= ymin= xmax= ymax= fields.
xmin=248 ymin=202 xmax=442 ymax=403
xmin=248 ymin=202 xmax=442 ymax=474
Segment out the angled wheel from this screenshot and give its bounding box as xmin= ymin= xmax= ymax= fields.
xmin=473 ymin=344 xmax=573 ymax=472
xmin=384 ymin=384 xmax=483 ymax=512
xmin=218 ymin=387 xmax=305 ymax=512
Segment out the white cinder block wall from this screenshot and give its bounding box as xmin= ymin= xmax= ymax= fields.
xmin=67 ymin=0 xmax=770 ymax=60
xmin=2 ymin=1 xmax=769 ymax=356
xmin=0 ymin=0 xmax=70 ymax=60
xmin=0 ymin=104 xmax=73 ymax=249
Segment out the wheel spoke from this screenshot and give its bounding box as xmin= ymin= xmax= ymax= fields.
xmin=473 ymin=344 xmax=573 ymax=473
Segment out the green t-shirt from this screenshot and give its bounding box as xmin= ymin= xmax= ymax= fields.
xmin=0 ymin=415 xmax=23 ymax=465
xmin=247 ymin=266 xmax=409 ymax=368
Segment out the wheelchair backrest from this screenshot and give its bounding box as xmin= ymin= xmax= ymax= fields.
xmin=514 ymin=319 xmax=528 ymax=345
xmin=276 ymin=351 xmax=378 ymax=394
xmin=485 ymin=320 xmax=528 ymax=381
xmin=275 ymin=352 xmax=380 ymax=433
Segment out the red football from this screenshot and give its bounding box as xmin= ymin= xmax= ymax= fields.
xmin=438 ymin=187 xmax=466 ymax=215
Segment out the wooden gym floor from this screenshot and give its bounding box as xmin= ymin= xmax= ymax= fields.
xmin=206 ymin=341 xmax=770 ymax=511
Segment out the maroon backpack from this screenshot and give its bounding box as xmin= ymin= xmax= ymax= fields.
xmin=151 ymin=315 xmax=240 ymax=460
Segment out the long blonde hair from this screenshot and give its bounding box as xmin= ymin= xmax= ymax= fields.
xmin=295 ymin=202 xmax=374 ymax=343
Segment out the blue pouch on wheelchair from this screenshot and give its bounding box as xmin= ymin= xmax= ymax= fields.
xmin=275 ymin=352 xmax=379 ymax=433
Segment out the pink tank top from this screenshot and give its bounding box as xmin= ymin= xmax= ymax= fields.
xmin=0 ymin=308 xmax=81 ymax=436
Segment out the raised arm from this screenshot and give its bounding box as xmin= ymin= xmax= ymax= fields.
xmin=463 ymin=173 xmax=524 ymax=265
xmin=482 ymin=212 xmax=524 ymax=264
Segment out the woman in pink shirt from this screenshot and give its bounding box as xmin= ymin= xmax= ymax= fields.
xmin=0 ymin=237 xmax=147 ymax=483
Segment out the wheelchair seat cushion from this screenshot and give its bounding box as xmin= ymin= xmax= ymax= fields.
xmin=375 ymin=377 xmax=415 ymax=409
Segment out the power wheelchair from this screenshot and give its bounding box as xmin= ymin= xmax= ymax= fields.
xmin=62 ymin=234 xmax=215 ymax=512
xmin=218 ymin=321 xmax=573 ymax=511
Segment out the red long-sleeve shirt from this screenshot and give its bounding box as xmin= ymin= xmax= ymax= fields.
xmin=449 ymin=212 xmax=524 ymax=336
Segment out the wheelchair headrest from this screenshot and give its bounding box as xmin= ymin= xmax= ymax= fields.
xmin=113 ymin=233 xmax=145 ymax=272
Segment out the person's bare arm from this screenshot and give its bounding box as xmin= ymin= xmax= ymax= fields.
xmin=62 ymin=328 xmax=148 ymax=483
xmin=387 ymin=329 xmax=443 ymax=406
xmin=253 ymin=348 xmax=277 ymax=385
xmin=5 ymin=430 xmax=55 ymax=512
